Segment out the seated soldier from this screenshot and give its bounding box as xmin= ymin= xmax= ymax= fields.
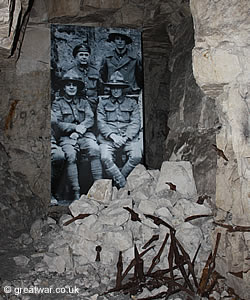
xmin=51 ymin=110 xmax=65 ymax=205
xmin=52 ymin=69 xmax=102 ymax=201
xmin=97 ymin=71 xmax=142 ymax=188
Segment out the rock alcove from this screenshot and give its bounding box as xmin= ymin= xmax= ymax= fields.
xmin=0 ymin=0 xmax=249 ymax=299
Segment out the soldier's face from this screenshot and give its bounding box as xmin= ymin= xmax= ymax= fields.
xmin=111 ymin=87 xmax=123 ymax=98
xmin=64 ymin=81 xmax=78 ymax=97
xmin=76 ymin=51 xmax=90 ymax=65
xmin=114 ymin=36 xmax=126 ymax=50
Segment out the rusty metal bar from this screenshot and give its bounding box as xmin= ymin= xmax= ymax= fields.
xmin=123 ymin=206 xmax=141 ymax=222
xmin=142 ymin=234 xmax=159 ymax=249
xmin=63 ymin=213 xmax=91 ymax=226
xmin=144 ymin=214 xmax=175 ymax=232
xmin=175 ymin=237 xmax=199 ymax=289
xmin=212 ymin=144 xmax=229 ymax=161
xmin=115 ymin=251 xmax=123 ymax=289
xmin=198 ymin=232 xmax=221 ymax=295
xmin=204 ymin=270 xmax=221 ymax=296
xmin=167 ymin=230 xmax=175 ymax=295
xmin=149 ymin=260 xmax=188 ymax=278
xmin=121 ymin=245 xmax=155 ymax=281
xmin=165 ymin=182 xmax=176 ymax=191
xmin=185 ymin=214 xmax=213 ymax=222
xmin=170 ymin=231 xmax=195 ymax=292
xmin=134 ymin=244 xmax=145 ymax=282
xmin=214 ymin=222 xmax=250 ymax=232
xmin=147 ymin=233 xmax=169 ymax=275
xmin=198 ymin=251 xmax=212 ymax=295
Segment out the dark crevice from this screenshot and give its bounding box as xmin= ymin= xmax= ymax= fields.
xmin=9 ymin=0 xmax=35 ymax=59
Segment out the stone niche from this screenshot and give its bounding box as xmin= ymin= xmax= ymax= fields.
xmin=0 ymin=0 xmax=249 ymax=298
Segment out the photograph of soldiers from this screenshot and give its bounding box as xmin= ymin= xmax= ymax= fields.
xmin=50 ymin=24 xmax=143 ymax=204
xmin=51 ymin=110 xmax=65 ymax=205
xmin=97 ymin=71 xmax=142 ymax=189
xmin=68 ymin=44 xmax=100 ymax=113
xmin=52 ymin=70 xmax=102 ymax=203
xmin=99 ymin=29 xmax=143 ymax=95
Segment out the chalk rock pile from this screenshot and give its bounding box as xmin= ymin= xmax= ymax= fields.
xmin=43 ymin=161 xmax=214 ymax=286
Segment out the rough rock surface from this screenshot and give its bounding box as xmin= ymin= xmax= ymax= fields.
xmin=164 ymin=17 xmax=218 ymax=198
xmin=155 ymin=161 xmax=197 ymax=198
xmin=0 ymin=165 xmax=244 ymax=300
xmin=0 ymin=0 xmax=249 ymax=297
xmin=86 ymin=179 xmax=113 ymax=203
xmin=43 ymin=164 xmax=214 ymax=291
xmin=190 ymin=0 xmax=250 ymax=297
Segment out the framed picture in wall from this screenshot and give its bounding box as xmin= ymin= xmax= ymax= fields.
xmin=50 ymin=24 xmax=144 ymax=205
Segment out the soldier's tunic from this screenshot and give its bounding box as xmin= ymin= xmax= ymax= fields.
xmin=51 ymin=110 xmax=65 ymax=200
xmin=68 ymin=65 xmax=100 ymax=112
xmin=52 ymin=96 xmax=95 ymax=145
xmin=97 ymin=95 xmax=142 ymax=188
xmin=51 ymin=110 xmax=65 ymax=161
xmin=97 ymin=95 xmax=140 ymax=143
xmin=99 ymin=49 xmax=143 ymax=95
xmin=52 ymin=96 xmax=101 ymax=195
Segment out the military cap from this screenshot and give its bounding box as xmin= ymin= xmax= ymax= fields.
xmin=60 ymin=69 xmax=84 ymax=89
xmin=107 ymin=30 xmax=132 ymax=44
xmin=72 ymin=44 xmax=91 ymax=57
xmin=105 ymin=71 xmax=129 ymax=88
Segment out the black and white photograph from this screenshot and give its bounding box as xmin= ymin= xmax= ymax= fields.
xmin=51 ymin=24 xmax=144 ymax=205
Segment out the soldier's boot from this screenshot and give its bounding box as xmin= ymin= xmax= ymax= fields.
xmin=72 ymin=188 xmax=80 ymax=201
xmin=67 ymin=163 xmax=81 ymax=200
xmin=90 ymin=157 xmax=103 ymax=181
xmin=105 ymin=164 xmax=126 ymax=189
xmin=121 ymin=157 xmax=141 ymax=178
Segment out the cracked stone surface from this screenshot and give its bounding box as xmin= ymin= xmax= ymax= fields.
xmin=191 ymin=0 xmax=250 ymax=297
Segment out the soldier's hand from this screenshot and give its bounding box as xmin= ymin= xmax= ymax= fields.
xmin=110 ymin=134 xmax=125 ymax=148
xmin=70 ymin=132 xmax=79 ymax=140
xmin=76 ymin=124 xmax=87 ymax=135
xmin=117 ymin=136 xmax=128 ymax=146
xmin=121 ymin=136 xmax=128 ymax=144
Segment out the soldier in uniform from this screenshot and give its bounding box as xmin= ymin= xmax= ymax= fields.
xmin=68 ymin=44 xmax=100 ymax=113
xmin=99 ymin=30 xmax=143 ymax=95
xmin=51 ymin=110 xmax=65 ymax=205
xmin=97 ymin=71 xmax=142 ymax=188
xmin=52 ymin=70 xmax=102 ymax=200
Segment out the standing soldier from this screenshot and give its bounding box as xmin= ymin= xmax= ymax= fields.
xmin=99 ymin=30 xmax=143 ymax=95
xmin=69 ymin=44 xmax=100 ymax=113
xmin=97 ymin=71 xmax=142 ymax=188
xmin=52 ymin=70 xmax=102 ymax=201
